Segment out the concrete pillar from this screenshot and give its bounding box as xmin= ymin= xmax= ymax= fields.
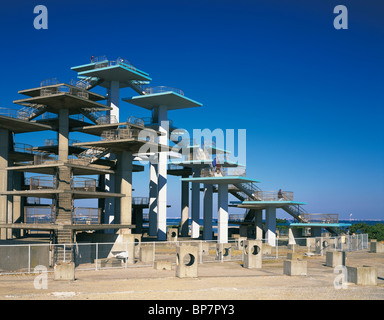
xmin=180 ymin=177 xmax=189 ymax=237
xmin=254 ymin=209 xmax=263 ymax=240
xmin=217 ymin=184 xmax=228 ymax=244
xmin=107 ymin=80 xmax=120 ymax=122
xmin=58 ymin=108 xmax=69 ymax=162
xmin=0 ymin=129 xmax=9 ymax=240
xmin=265 ymin=206 xmax=276 ymax=246
xmin=120 ymin=151 xmax=133 ymax=227
xmin=148 ymin=161 xmax=158 ymax=236
xmin=203 ymin=184 xmax=213 ymax=240
xmin=104 ymin=80 xmax=119 ymax=228
xmin=191 ymin=168 xmax=200 ymax=238
xmin=157 ymin=105 xmax=168 ymax=240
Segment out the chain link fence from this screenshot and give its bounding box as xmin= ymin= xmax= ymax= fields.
xmin=0 ymin=234 xmax=368 ymax=275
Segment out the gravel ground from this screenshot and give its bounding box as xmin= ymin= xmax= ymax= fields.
xmin=0 ymin=250 xmax=383 ymax=300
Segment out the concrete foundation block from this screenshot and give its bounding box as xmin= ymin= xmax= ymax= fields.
xmin=287 ymin=252 xmax=304 ymax=260
xmin=236 ymin=237 xmax=247 ymax=250
xmin=176 ymin=245 xmax=198 ymax=278
xmin=326 ymin=251 xmax=346 ymax=267
xmin=283 ymin=260 xmax=307 ymax=276
xmin=216 ymin=243 xmax=232 ymax=261
xmin=54 ymin=262 xmax=75 ymax=281
xmin=243 ymin=240 xmax=262 ymax=269
xmin=140 ymin=245 xmax=154 ymax=263
xmin=96 ymin=257 xmax=122 ymax=268
xmin=154 ymin=260 xmax=172 ymax=271
xmin=347 ymin=266 xmax=377 ymax=286
xmin=167 ymin=228 xmax=178 ymax=242
xmin=370 ymin=241 xmax=384 ymax=253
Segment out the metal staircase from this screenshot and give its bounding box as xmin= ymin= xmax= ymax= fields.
xmin=78 ymin=146 xmax=111 ymax=163
xmin=17 ymin=103 xmax=48 ymax=121
xmin=129 ymin=80 xmax=150 ymax=95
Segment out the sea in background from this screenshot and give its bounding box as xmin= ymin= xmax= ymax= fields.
xmin=159 ymin=218 xmax=384 ymax=227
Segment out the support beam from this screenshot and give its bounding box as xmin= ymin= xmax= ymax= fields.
xmin=203 ymin=184 xmax=213 ymax=240
xmin=265 ymin=206 xmax=277 ymax=246
xmin=217 ymin=184 xmax=228 ymax=244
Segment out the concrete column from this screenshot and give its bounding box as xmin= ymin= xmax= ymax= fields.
xmin=203 ymin=183 xmax=213 ymax=240
xmin=157 ymin=105 xmax=168 ymax=240
xmin=108 ymin=80 xmax=120 ymax=122
xmin=104 ymin=80 xmax=120 ymax=228
xmin=0 ymin=129 xmax=9 ymax=240
xmin=191 ymin=168 xmax=200 ymax=239
xmin=217 ymin=183 xmax=228 ymax=244
xmin=120 ymin=151 xmax=133 ymax=228
xmin=254 ymin=209 xmax=263 ymax=240
xmin=180 ymin=177 xmax=189 ymax=237
xmin=265 ymin=206 xmax=277 ymax=246
xmin=148 ymin=161 xmax=158 ymax=236
xmin=58 ymin=108 xmax=69 ymax=162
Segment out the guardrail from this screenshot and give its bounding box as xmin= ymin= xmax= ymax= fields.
xmin=40 ymin=85 xmax=89 ymax=100
xmin=132 ymin=197 xmax=149 ymax=205
xmin=200 ymin=167 xmax=246 ymax=177
xmin=71 ymin=177 xmax=97 ymax=192
xmin=72 ymin=207 xmax=100 ymax=224
xmin=93 ymin=56 xmax=137 ymax=72
xmin=300 ymin=213 xmax=339 ymax=224
xmin=144 ymin=86 xmax=184 ymax=96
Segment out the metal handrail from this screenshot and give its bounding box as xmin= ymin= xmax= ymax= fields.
xmin=300 ymin=213 xmax=339 ymax=224
xmin=13 ymin=143 xmax=34 ymax=154
xmin=93 ymin=56 xmax=137 ymax=72
xmin=40 ymin=78 xmax=59 ymax=87
xmin=132 ymin=197 xmax=149 ymax=205
xmin=144 ymin=86 xmax=184 ymax=96
xmin=127 ymin=116 xmax=145 ymax=127
xmin=29 ymin=176 xmax=57 ymax=190
xmin=71 ymin=177 xmax=97 ymax=192
xmin=72 ymin=207 xmax=100 ymax=225
xmin=200 ymin=167 xmax=246 ymax=177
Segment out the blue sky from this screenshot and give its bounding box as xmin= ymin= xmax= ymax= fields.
xmin=0 ymin=0 xmax=383 ymax=220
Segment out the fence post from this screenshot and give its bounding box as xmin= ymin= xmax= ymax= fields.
xmin=63 ymin=244 xmax=66 ymax=262
xmin=95 ymin=243 xmax=98 ymax=271
xmin=28 ymin=244 xmax=31 ymax=273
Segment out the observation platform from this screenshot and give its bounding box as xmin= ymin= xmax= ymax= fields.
xmin=234 ymin=200 xmax=307 ymax=209
xmin=181 ymin=176 xmax=261 ymax=185
xmin=73 ymin=138 xmax=169 ymax=154
xmin=71 ymin=60 xmax=152 ymax=88
xmin=18 ymin=84 xmax=106 ymax=101
xmin=13 ymin=87 xmax=111 ymax=115
xmin=123 ymin=91 xmax=202 ymax=110
xmin=171 ymin=159 xmax=243 ymax=168
xmin=0 ymin=114 xmax=54 ymax=133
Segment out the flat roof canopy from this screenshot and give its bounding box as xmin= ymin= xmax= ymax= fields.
xmin=0 ymin=115 xmax=54 ymax=133
xmin=181 ymin=176 xmax=261 ymax=185
xmin=123 ymin=92 xmax=202 ymax=110
xmin=235 ymin=200 xmax=307 ymax=209
xmin=76 ymin=64 xmax=152 ymax=88
xmin=13 ymin=93 xmax=111 ymax=115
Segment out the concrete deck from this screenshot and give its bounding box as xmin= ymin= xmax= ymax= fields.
xmin=123 ymin=92 xmax=202 ymax=110
xmin=0 ymin=115 xmax=54 ymax=133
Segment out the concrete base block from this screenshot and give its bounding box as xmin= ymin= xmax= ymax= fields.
xmin=347 ymin=266 xmax=377 ymax=286
xmin=167 ymin=228 xmax=178 ymax=242
xmin=236 ymin=237 xmax=247 ymax=250
xmin=370 ymin=241 xmax=384 ymax=253
xmin=283 ymin=260 xmax=307 ymax=276
xmin=326 ymin=251 xmax=346 ymax=267
xmin=176 ymin=245 xmax=198 ymax=278
xmin=216 ymin=243 xmax=232 ymax=261
xmin=140 ymin=246 xmax=154 ymax=263
xmin=54 ymin=262 xmax=75 ymax=281
xmin=154 ymin=260 xmax=172 ymax=270
xmin=243 ymin=240 xmax=262 ymax=269
xmin=287 ymin=252 xmax=304 ymax=260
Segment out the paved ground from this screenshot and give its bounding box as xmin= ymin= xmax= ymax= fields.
xmin=0 ymin=250 xmax=383 ymax=300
